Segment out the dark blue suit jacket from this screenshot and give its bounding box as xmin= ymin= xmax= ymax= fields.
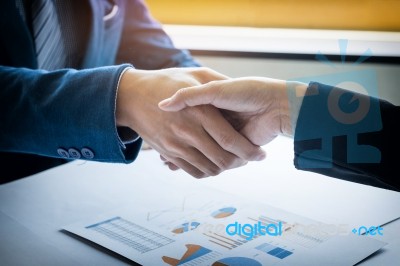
xmin=294 ymin=83 xmax=400 ymax=191
xmin=0 ymin=0 xmax=199 ymax=181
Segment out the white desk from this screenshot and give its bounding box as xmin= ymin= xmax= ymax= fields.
xmin=0 ymin=137 xmax=399 ymax=265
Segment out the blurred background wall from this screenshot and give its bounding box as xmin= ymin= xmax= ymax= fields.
xmin=145 ymin=0 xmax=400 ymax=104
xmin=146 ymin=0 xmax=400 ymax=31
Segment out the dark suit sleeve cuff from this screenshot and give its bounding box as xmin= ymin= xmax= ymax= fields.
xmin=292 ymin=82 xmax=400 ymax=191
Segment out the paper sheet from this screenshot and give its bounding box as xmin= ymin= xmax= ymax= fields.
xmin=64 ymin=187 xmax=386 ymax=266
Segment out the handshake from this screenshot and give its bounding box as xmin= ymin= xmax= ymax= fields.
xmin=116 ymin=67 xmax=307 ymax=178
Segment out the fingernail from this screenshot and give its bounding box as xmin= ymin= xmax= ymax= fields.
xmin=256 ymin=151 xmax=266 ymax=161
xmin=158 ymin=98 xmax=171 ymax=108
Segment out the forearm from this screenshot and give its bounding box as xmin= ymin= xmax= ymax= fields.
xmin=293 ymin=82 xmax=400 ymax=191
xmin=281 ymin=81 xmax=308 ymax=137
xmin=0 ymin=65 xmax=141 ymax=163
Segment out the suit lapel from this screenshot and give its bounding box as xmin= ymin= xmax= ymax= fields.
xmin=80 ymin=0 xmax=102 ymax=68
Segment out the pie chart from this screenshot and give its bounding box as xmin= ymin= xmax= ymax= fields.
xmin=211 ymin=207 xmax=237 ymax=219
xmin=212 ymin=257 xmax=262 ymax=266
xmin=172 ymin=222 xmax=200 ymax=234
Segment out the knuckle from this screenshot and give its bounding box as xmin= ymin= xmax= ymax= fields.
xmin=171 ymin=118 xmax=205 ymax=146
xmin=159 ymin=138 xmax=174 ymax=150
xmin=175 ymin=87 xmax=189 ymax=99
xmin=196 ymin=66 xmax=210 ymax=73
xmin=217 ymin=156 xmax=231 ymax=170
xmin=175 ymin=124 xmax=195 ymax=142
xmin=219 ymin=133 xmax=237 ymax=150
xmin=193 ymin=67 xmax=215 ymax=82
xmin=217 ymin=156 xmax=244 ymax=170
xmin=159 ymin=139 xmax=182 ymax=157
xmin=170 ymin=120 xmax=189 ymax=136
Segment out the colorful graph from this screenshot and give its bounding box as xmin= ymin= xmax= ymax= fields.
xmin=256 ymin=243 xmax=293 ymax=259
xmin=172 ymin=222 xmax=200 ymax=234
xmin=212 ymin=257 xmax=262 ymax=266
xmin=162 ymin=244 xmax=216 ymax=265
xmin=211 ymin=207 xmax=237 ymax=219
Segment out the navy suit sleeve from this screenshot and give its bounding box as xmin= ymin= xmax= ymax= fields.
xmin=116 ymin=0 xmax=200 ymax=69
xmin=0 ymin=64 xmax=141 ymax=163
xmin=294 ymin=82 xmax=400 ymax=192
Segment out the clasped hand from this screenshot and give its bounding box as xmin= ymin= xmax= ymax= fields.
xmin=159 ymin=76 xmax=308 ymax=174
xmin=117 ymin=67 xmax=266 ymax=178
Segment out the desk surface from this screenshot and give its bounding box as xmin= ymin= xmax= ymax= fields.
xmin=0 ymin=136 xmax=399 ymax=265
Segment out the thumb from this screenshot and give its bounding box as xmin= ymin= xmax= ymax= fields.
xmin=158 ymin=84 xmax=215 ymax=111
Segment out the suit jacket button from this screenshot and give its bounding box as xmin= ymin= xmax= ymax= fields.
xmin=68 ymin=148 xmax=81 ymax=159
xmin=57 ymin=148 xmax=70 ymax=158
xmin=81 ymin=148 xmax=94 ymax=159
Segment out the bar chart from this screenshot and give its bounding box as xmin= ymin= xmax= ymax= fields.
xmin=255 ymin=242 xmax=294 ymax=259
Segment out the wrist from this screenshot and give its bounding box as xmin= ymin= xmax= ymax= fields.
xmin=116 ymin=68 xmax=146 ymax=131
xmin=281 ymin=81 xmax=307 ymax=137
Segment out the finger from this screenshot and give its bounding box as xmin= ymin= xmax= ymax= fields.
xmin=164 ymin=110 xmax=246 ymax=174
xmin=177 ymin=145 xmax=227 ymax=177
xmin=160 ymin=154 xmax=168 ymax=162
xmin=167 ymin=162 xmax=180 ymax=171
xmin=201 ymin=107 xmax=266 ymax=162
xmin=161 ymin=142 xmax=225 ymax=177
xmin=162 ymin=154 xmax=209 ymax=179
xmin=158 ymin=82 xmax=220 ymax=111
xmin=194 ymin=67 xmax=230 ymax=83
xmin=187 ymin=126 xmax=248 ymax=172
xmin=160 ymin=154 xmax=180 ymax=170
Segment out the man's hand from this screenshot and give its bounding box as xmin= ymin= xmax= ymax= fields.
xmin=116 ymin=68 xmax=266 ymax=178
xmin=158 ymin=77 xmax=307 ymax=146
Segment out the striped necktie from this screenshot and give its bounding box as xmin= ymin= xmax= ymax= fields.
xmin=31 ymin=0 xmax=66 ymax=70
